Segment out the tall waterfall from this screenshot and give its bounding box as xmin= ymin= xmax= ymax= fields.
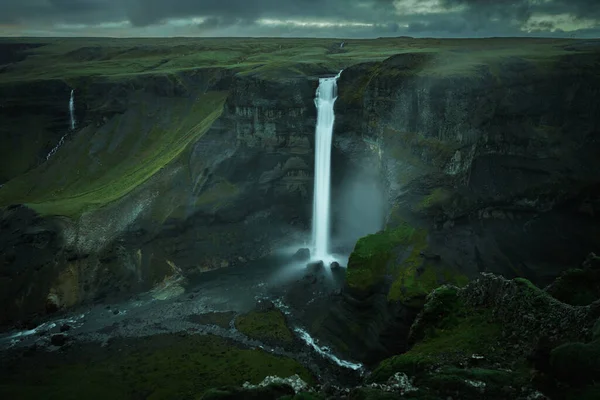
xmin=69 ymin=89 xmax=76 ymax=130
xmin=312 ymin=71 xmax=342 ymax=261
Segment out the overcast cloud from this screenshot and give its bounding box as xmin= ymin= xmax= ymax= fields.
xmin=1 ymin=0 xmax=599 ymax=38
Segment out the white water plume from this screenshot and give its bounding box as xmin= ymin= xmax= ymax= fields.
xmin=312 ymin=71 xmax=342 ymax=262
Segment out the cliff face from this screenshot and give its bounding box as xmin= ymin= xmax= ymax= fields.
xmin=0 ymin=65 xmax=346 ymax=326
xmin=336 ymin=50 xmax=600 ymax=285
xmin=1 ymin=39 xmax=600 ymax=329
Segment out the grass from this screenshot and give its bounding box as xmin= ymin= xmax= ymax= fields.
xmin=545 ymin=268 xmax=600 ymax=306
xmin=412 ymin=188 xmax=453 ymax=215
xmin=235 ymin=310 xmax=294 ymax=346
xmin=345 ymin=221 xmax=424 ymax=292
xmin=0 ymin=91 xmax=228 ymax=217
xmin=369 ymin=285 xmax=503 ymax=384
xmin=0 ymin=37 xmax=595 ymax=83
xmin=346 ymin=219 xmax=468 ymax=304
xmin=0 ymin=333 xmax=313 ymax=400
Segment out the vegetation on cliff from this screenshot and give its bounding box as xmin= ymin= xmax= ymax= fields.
xmin=0 ymin=91 xmax=228 ymax=217
xmin=346 ymin=220 xmax=468 ymax=306
xmin=366 ymin=272 xmax=600 ymax=399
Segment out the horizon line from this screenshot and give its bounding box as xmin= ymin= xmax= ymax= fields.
xmin=0 ymin=35 xmax=594 ymax=40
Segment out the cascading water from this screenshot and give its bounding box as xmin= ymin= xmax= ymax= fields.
xmin=46 ymin=89 xmax=76 ymax=160
xmin=311 ymin=71 xmax=342 ymax=262
xmin=69 ymin=89 xmax=76 ymax=130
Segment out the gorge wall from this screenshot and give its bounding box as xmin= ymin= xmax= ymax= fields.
xmin=1 ymin=40 xmax=600 ymax=331
xmin=336 ymin=51 xmax=600 ymax=285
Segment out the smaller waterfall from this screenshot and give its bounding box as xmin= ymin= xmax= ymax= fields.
xmin=45 ymin=133 xmax=68 ymax=160
xmin=46 ymin=89 xmax=76 ymax=160
xmin=69 ymin=89 xmax=76 ymax=130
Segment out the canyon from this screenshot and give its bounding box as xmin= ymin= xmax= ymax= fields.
xmin=1 ymin=36 xmax=600 ymax=399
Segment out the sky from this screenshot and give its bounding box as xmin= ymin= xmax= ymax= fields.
xmin=1 ymin=0 xmax=599 ymax=38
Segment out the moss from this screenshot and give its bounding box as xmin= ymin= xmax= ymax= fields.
xmin=382 ymin=129 xmax=460 ymax=172
xmin=593 ymin=318 xmax=600 ymax=341
xmin=387 ymin=257 xmax=468 ymax=306
xmin=348 ymin=388 xmax=415 ymax=400
xmin=550 ymin=339 xmax=600 ymax=385
xmin=565 ymin=385 xmax=600 ymax=400
xmin=370 ymin=313 xmax=501 ymax=383
xmin=370 ymin=286 xmax=502 ymax=384
xmin=280 ymin=393 xmax=325 ymax=400
xmin=235 ymin=310 xmax=294 ymax=346
xmin=413 ymin=188 xmax=452 ymax=213
xmin=417 ymin=367 xmax=529 ymax=400
xmin=200 ymin=383 xmax=295 ymax=400
xmin=0 ymin=334 xmax=313 ymax=400
xmin=346 ymin=221 xmax=424 ymax=293
xmin=545 ymin=268 xmax=600 ymax=306
xmin=346 ymin=217 xmax=468 ymax=304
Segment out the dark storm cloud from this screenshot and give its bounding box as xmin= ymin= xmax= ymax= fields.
xmin=125 ymin=0 xmax=391 ymax=27
xmin=0 ymin=0 xmax=123 ymax=24
xmin=441 ymin=0 xmax=600 ymax=19
xmin=0 ymin=0 xmax=599 ymax=37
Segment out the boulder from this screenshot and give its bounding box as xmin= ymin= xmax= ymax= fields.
xmin=293 ymin=248 xmax=311 ymax=261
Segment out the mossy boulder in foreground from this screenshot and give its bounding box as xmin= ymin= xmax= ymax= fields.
xmin=367 ymin=273 xmax=600 ymax=399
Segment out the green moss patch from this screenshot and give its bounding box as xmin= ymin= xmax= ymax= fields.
xmin=0 ymin=334 xmax=312 ymax=400
xmin=346 ymin=219 xmax=468 ymax=304
xmin=346 ymin=221 xmax=425 ymax=293
xmin=413 ymin=188 xmax=453 ymax=214
xmin=235 ymin=310 xmax=294 ymax=346
xmin=370 ymin=286 xmax=502 ymax=383
xmin=387 ymin=252 xmax=468 ymax=306
xmin=550 ymin=339 xmax=600 ymax=385
xmin=545 ymin=268 xmax=600 ymax=306
xmin=201 ymin=383 xmax=295 ymax=400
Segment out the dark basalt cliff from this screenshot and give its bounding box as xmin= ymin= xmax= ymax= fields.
xmin=336 ymin=51 xmax=600 ymax=284
xmin=1 ymin=40 xmax=600 ymax=332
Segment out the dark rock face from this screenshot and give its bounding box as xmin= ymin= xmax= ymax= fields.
xmin=335 ymin=52 xmax=600 ymax=285
xmin=3 ymin=48 xmax=600 ymax=330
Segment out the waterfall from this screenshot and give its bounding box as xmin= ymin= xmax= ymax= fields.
xmin=46 ymin=89 xmax=76 ymax=160
xmin=312 ymin=71 xmax=342 ymax=261
xmin=69 ymin=89 xmax=76 ymax=130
